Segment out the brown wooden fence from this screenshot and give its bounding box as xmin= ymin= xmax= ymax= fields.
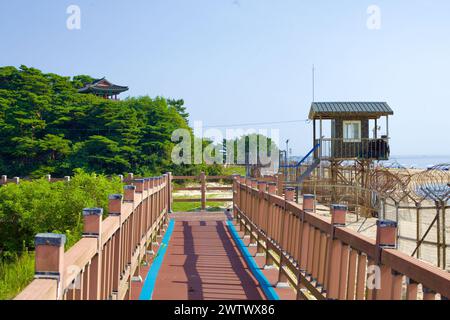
xmin=0 ymin=174 xmax=72 ymax=185
xmin=14 ymin=173 xmax=172 ymax=300
xmin=233 ymin=176 xmax=450 ymax=300
xmin=172 ymin=172 xmax=233 ymax=210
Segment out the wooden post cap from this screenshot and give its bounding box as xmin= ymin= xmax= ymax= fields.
xmin=35 ymin=233 xmax=66 ymax=247
xmin=284 ymin=187 xmax=295 ymax=201
xmin=82 ymin=208 xmax=103 ymax=236
xmin=267 ymin=182 xmax=277 ymax=194
xmin=133 ymin=179 xmax=145 ymax=193
xmin=257 ymin=181 xmax=267 ymax=192
xmin=331 ymin=204 xmax=347 ymax=226
xmin=64 ymin=176 xmax=71 ymax=182
xmin=108 ymin=194 xmax=123 ymax=215
xmin=376 ymin=220 xmax=397 ymax=248
xmin=118 ymin=174 xmax=124 ymax=182
xmin=124 ymin=185 xmax=136 ymax=201
xmin=303 ymin=194 xmax=315 ymax=212
xmin=143 ymin=178 xmax=150 ymax=190
xmin=34 ymin=233 xmax=65 ymax=278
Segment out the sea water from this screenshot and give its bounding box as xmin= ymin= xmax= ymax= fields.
xmin=381 ymin=155 xmax=450 ymax=169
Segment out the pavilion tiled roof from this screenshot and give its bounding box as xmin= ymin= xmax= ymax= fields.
xmin=78 ymin=77 xmax=128 ymax=95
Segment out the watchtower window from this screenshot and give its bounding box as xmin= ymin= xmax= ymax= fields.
xmin=343 ymin=121 xmax=361 ymax=142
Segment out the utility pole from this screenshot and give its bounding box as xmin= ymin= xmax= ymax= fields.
xmin=284 ymin=139 xmax=290 ymax=183
xmin=285 ymin=139 xmax=290 ymax=164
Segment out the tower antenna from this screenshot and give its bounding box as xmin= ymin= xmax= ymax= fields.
xmin=312 ymin=64 xmax=315 ymax=102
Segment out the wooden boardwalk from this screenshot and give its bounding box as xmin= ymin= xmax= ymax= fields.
xmin=151 ymin=212 xmax=267 ymax=300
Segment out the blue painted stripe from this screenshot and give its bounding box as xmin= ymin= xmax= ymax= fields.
xmin=226 ymin=220 xmax=280 ymax=301
xmin=139 ymin=219 xmax=175 ymax=300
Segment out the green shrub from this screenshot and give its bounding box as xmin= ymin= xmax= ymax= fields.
xmin=0 ymin=170 xmax=123 ymax=299
xmin=0 ymin=169 xmax=123 ymax=255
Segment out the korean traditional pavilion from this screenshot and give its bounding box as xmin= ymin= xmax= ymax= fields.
xmin=78 ymin=77 xmax=129 ymax=100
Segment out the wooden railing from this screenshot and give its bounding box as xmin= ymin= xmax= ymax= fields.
xmin=233 ymin=176 xmax=450 ymax=300
xmin=172 ymin=172 xmax=233 ymax=210
xmin=0 ymin=174 xmax=72 ymax=185
xmin=15 ymin=173 xmax=172 ymax=300
xmin=316 ymin=138 xmax=390 ymax=160
xmin=0 ymin=174 xmax=131 ymax=186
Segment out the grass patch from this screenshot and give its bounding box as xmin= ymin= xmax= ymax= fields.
xmin=222 ymin=166 xmax=246 ymax=176
xmin=0 ymin=251 xmax=35 ymax=300
xmin=172 ymin=201 xmax=230 ymax=212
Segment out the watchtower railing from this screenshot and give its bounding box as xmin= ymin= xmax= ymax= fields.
xmin=316 ymin=138 xmax=390 ymax=161
xmin=15 ymin=172 xmax=172 ymax=300
xmin=232 ymin=176 xmax=450 ymax=300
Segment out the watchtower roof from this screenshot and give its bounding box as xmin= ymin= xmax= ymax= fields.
xmin=309 ymin=102 xmax=394 ymax=120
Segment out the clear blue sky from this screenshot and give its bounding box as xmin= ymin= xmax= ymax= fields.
xmin=1 ymin=0 xmax=449 ymax=156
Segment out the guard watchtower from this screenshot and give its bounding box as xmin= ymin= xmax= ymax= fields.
xmin=308 ymin=102 xmax=394 ymax=217
xmin=309 ymin=102 xmax=393 ymax=161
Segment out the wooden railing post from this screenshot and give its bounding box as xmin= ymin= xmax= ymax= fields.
xmin=34 ymin=233 xmax=66 ymax=299
xmin=200 ymin=171 xmax=206 ymax=211
xmin=376 ymin=220 xmax=397 ymax=249
xmin=232 ymin=174 xmax=239 ymax=220
xmin=375 ymin=219 xmax=397 ymax=300
xmin=64 ymin=176 xmax=71 ymax=182
xmin=133 ymin=178 xmax=145 ymax=193
xmin=423 ymin=287 xmax=437 ymax=300
xmin=46 ymin=174 xmax=51 ymax=182
xmin=124 ymin=185 xmax=136 ymax=202
xmin=302 ymin=194 xmax=315 ymax=212
xmin=325 ymin=204 xmax=347 ymax=300
xmin=284 ymin=187 xmax=295 ymax=201
xmin=1 ymin=175 xmax=7 ymax=184
xmin=267 ymin=182 xmax=277 ymax=194
xmin=265 ymin=182 xmax=277 ymax=268
xmin=14 ymin=177 xmax=19 ymax=184
xmin=108 ymin=194 xmax=123 ymax=300
xmin=125 ymin=173 xmax=134 ymax=184
xmin=277 ymin=187 xmax=295 ymax=287
xmin=167 ymin=172 xmax=173 ymax=213
xmin=276 ymin=173 xmax=283 ymax=196
xmin=82 ymin=208 xmax=103 ymax=300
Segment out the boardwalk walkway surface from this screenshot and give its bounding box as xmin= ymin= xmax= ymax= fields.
xmin=149 ymin=212 xmax=268 ymax=300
